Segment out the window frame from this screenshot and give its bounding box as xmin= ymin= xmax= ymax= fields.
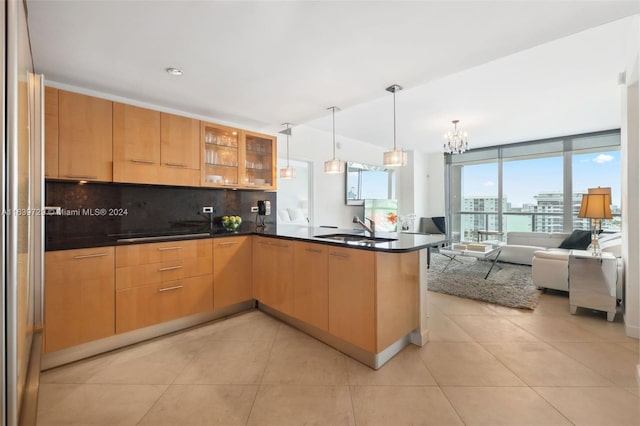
xmin=445 ymin=129 xmax=621 ymax=239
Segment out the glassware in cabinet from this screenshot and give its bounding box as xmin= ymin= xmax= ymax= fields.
xmin=202 ymin=123 xmax=239 ymax=186
xmin=243 ymin=133 xmax=276 ymax=188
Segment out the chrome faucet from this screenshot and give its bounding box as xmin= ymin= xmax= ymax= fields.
xmin=353 ymin=216 xmax=375 ymax=237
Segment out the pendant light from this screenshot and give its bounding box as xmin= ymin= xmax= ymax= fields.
xmin=324 ymin=106 xmax=345 ymax=174
xmin=278 ymin=123 xmax=296 ymax=179
xmin=383 ymin=84 xmax=407 ymax=167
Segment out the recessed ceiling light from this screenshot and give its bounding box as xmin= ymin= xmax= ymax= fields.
xmin=165 ymin=67 xmax=183 ymax=76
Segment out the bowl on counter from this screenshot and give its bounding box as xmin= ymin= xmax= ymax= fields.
xmin=221 ymin=215 xmax=242 ymax=231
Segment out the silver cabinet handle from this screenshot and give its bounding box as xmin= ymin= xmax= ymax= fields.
xmin=158 ymin=246 xmax=182 ymax=251
xmin=64 ymin=174 xmax=98 ymax=179
xmin=159 ymin=285 xmax=183 ymax=292
xmin=130 ymin=159 xmax=155 ymax=164
xmin=74 ymin=253 xmax=108 ymax=259
xmin=305 ymin=248 xmax=323 ymax=253
xmin=158 ymin=265 xmax=183 ymax=272
xmin=164 ymin=162 xmax=188 ymax=168
xmin=329 ymin=252 xmax=350 ymax=258
xmin=218 ymin=241 xmax=238 ymax=246
xmin=273 ymin=243 xmax=289 ymax=248
xmin=258 ymin=240 xmax=287 ymax=247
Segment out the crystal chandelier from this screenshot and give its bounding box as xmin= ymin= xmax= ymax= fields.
xmin=444 ymin=120 xmax=468 ymax=155
xmin=383 ymin=84 xmax=407 ymax=167
xmin=278 ymin=123 xmax=296 ymax=179
xmin=324 ymin=106 xmax=344 ymax=174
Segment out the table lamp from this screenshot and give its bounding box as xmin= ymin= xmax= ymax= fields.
xmin=577 ymin=187 xmax=612 ymax=255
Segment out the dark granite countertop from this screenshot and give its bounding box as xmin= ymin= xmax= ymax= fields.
xmin=46 ymin=223 xmax=447 ymax=253
xmin=257 ymin=225 xmax=447 ymax=253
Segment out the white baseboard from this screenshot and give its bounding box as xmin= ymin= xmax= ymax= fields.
xmin=624 ymin=319 xmax=640 ymax=339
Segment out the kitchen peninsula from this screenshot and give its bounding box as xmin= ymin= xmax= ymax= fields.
xmin=43 ymin=225 xmax=445 ymax=370
xmin=42 ymin=87 xmax=444 ymax=370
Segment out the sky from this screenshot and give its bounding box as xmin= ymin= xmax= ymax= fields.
xmin=462 ymin=150 xmax=621 ymax=208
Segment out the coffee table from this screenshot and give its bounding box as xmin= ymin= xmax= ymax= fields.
xmin=438 ymin=245 xmax=502 ymax=279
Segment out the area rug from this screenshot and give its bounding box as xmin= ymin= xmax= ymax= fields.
xmin=428 ymin=253 xmax=540 ymax=310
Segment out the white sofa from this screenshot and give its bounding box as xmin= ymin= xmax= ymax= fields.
xmin=277 ymin=208 xmax=309 ymax=225
xmin=499 ymin=231 xmax=571 ymax=265
xmin=532 ymin=233 xmax=623 ymax=294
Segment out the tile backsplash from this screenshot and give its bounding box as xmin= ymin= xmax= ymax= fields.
xmin=45 ymin=181 xmax=277 ymax=241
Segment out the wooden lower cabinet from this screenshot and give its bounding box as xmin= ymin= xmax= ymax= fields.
xmin=213 ymin=236 xmax=253 ymax=309
xmin=116 ymin=275 xmax=213 ymax=333
xmin=115 ymin=239 xmax=213 ymax=333
xmin=328 ymin=247 xmax=376 ymax=352
xmin=292 ymin=241 xmax=329 ymax=331
xmin=252 ymin=237 xmax=294 ymax=316
xmin=44 ymin=247 xmax=115 ymax=353
xmin=115 ymin=239 xmax=212 ymax=290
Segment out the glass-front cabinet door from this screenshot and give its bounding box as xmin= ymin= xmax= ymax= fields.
xmin=201 ymin=122 xmax=239 ymax=187
xmin=242 ymin=131 xmax=276 ymax=190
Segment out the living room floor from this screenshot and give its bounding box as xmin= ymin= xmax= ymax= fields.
xmin=36 ymin=292 xmax=640 ymax=426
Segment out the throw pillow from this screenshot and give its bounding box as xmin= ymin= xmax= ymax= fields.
xmin=558 ymin=230 xmax=592 ymax=249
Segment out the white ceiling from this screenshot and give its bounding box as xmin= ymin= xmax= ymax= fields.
xmin=27 ymin=1 xmax=640 ymax=154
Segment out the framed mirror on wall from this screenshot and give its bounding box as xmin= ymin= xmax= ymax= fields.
xmin=345 ymin=162 xmax=395 ymax=206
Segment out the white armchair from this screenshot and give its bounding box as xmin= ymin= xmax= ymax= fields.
xmin=532 ymin=233 xmax=623 ymax=299
xmin=532 ymin=249 xmax=571 ymax=291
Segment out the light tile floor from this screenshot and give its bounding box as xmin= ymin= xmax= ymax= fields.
xmin=37 ymin=292 xmax=640 ymax=425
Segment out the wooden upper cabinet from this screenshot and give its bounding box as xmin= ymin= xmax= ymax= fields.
xmin=44 ymin=87 xmax=59 ymax=178
xmin=159 ymin=113 xmax=200 ymax=186
xmin=58 ymin=90 xmax=113 ymax=181
xmin=161 ymin=113 xmax=200 ymax=169
xmin=242 ymin=131 xmax=277 ymax=190
xmin=201 ymin=122 xmax=240 ymax=187
xmin=113 ymin=102 xmax=161 ymax=184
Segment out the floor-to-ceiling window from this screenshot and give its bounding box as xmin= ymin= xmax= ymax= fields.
xmin=446 ymin=130 xmax=621 ymax=241
xmin=449 ymin=161 xmax=499 ymax=242
xmin=572 ymin=149 xmax=622 ymax=231
xmin=503 ymin=155 xmax=564 ymax=233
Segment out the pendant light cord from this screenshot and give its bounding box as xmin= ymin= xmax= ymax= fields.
xmin=332 ymin=107 xmax=337 ymax=159
xmin=393 ymin=90 xmax=397 ymax=150
xmin=286 ymin=124 xmax=290 ymax=167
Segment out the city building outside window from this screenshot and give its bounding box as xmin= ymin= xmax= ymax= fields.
xmin=445 ymin=130 xmax=621 ymax=242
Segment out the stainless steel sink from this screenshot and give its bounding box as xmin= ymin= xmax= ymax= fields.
xmin=314 ymin=233 xmax=397 ymax=244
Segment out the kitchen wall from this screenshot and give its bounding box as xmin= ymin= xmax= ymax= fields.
xmin=280 ymin=124 xmax=397 ymax=229
xmin=45 ymin=181 xmax=276 ymax=246
xmin=621 ymin=14 xmax=640 ymax=340
xmin=280 ymin=124 xmax=445 ymax=230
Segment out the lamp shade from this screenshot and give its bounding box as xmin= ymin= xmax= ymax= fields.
xmin=578 ymin=193 xmax=613 ymax=219
xmin=383 ymin=149 xmax=407 ymax=167
xmin=279 ymin=166 xmax=296 ymax=179
xmin=324 ymin=158 xmax=344 ymax=174
xmin=588 ymin=186 xmax=612 ymax=208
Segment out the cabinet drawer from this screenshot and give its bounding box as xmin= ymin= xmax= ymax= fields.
xmin=116 ymin=274 xmax=213 ymax=333
xmin=47 ymin=247 xmax=115 ymax=264
xmin=116 ymin=256 xmax=212 ymax=290
xmin=116 ymin=239 xmax=212 ymax=267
